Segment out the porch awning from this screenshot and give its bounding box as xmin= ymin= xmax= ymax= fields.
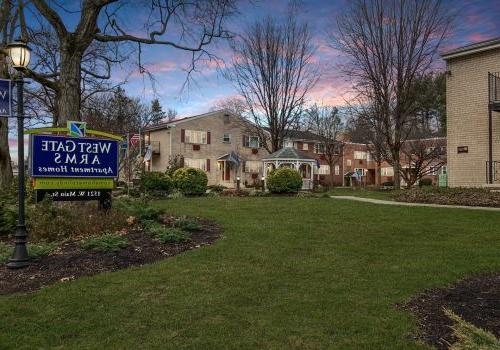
xmin=217 ymin=151 xmax=240 ymax=166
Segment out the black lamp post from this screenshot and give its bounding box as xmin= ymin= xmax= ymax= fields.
xmin=6 ymin=39 xmax=31 ymax=269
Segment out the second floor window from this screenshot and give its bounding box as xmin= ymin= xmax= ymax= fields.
xmin=354 ymin=151 xmax=367 ymax=160
xmin=284 ymin=140 xmax=294 ymax=148
xmin=302 ymin=143 xmax=309 ymax=150
xmin=223 ymin=133 xmax=231 ymax=143
xmin=381 ymin=167 xmax=394 ymax=176
xmin=185 ymin=130 xmax=207 ymax=144
xmin=347 ymin=159 xmax=352 ymax=166
xmin=314 ymin=143 xmax=325 ymax=154
xmin=314 ymin=164 xmax=330 ymax=175
xmin=243 ymin=135 xmax=260 ymax=148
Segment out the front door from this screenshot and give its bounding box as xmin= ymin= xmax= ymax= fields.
xmin=225 ymin=161 xmax=231 ymax=181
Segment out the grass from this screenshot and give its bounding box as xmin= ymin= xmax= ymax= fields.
xmin=329 ymin=186 xmax=396 ymax=200
xmin=0 ymin=197 xmax=499 ymax=349
xmin=445 ymin=309 xmax=500 ymax=350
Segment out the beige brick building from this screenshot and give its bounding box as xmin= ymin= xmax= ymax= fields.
xmin=442 ymin=37 xmax=500 ymax=187
xmin=145 ymin=110 xmax=267 ymax=188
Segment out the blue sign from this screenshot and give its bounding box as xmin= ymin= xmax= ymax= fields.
xmin=30 ymin=134 xmax=119 ymax=178
xmin=0 ymin=79 xmax=12 ymax=117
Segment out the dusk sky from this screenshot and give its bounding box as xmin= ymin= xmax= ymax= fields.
xmin=7 ymin=0 xmax=500 ymax=160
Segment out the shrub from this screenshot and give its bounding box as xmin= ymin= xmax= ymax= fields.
xmin=207 ymin=185 xmax=226 ymax=193
xmin=147 ymin=224 xmax=191 ymax=244
xmin=80 ymin=233 xmax=128 ymax=253
xmin=173 ymin=217 xmax=203 ymax=231
xmin=266 ymin=168 xmax=303 ymax=193
xmin=28 ymin=200 xmax=129 ymax=242
xmin=0 ymin=242 xmax=57 ymax=263
xmin=393 ymin=187 xmax=500 ymax=207
xmin=0 ymin=192 xmax=17 ymax=236
xmin=167 ymin=189 xmax=185 ymax=199
xmin=139 ymin=171 xmax=173 ymax=194
xmin=115 ymin=198 xmax=163 ymax=222
xmin=382 ymin=181 xmax=394 ymax=187
xmin=172 ymin=168 xmax=208 ymax=196
xmin=419 ymin=178 xmax=433 ymax=187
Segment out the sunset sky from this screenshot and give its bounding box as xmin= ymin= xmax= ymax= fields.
xmin=7 ymin=0 xmax=500 ymax=161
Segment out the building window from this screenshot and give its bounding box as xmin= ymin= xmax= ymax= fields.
xmin=354 ymin=168 xmax=365 ymax=176
xmin=335 ymin=165 xmax=340 ymax=175
xmin=346 ymin=159 xmax=352 ymax=166
xmin=441 ymin=166 xmax=447 ymax=175
xmin=184 ymin=158 xmax=207 ymax=171
xmin=185 ymin=130 xmax=207 ymax=144
xmin=354 ymin=151 xmax=367 ymax=160
xmin=223 ymin=133 xmax=231 ymax=143
xmin=284 ymin=140 xmax=294 ymax=148
xmin=244 ymin=160 xmax=261 ymax=173
xmin=314 ymin=143 xmax=325 ymax=154
xmin=381 ymin=167 xmax=394 ymax=176
xmin=303 ymin=143 xmax=309 ymax=150
xmin=244 ymin=136 xmax=260 ymax=148
xmin=314 ymin=164 xmax=330 ymax=175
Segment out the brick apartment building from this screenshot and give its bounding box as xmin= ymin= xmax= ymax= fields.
xmin=145 ymin=109 xmax=446 ymax=188
xmin=442 ymin=37 xmax=500 ymax=187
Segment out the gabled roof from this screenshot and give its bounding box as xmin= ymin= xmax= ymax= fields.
xmin=442 ymin=37 xmax=500 ymax=60
xmin=144 ymin=109 xmax=236 ymax=132
xmin=262 ymin=147 xmax=316 ymax=161
xmin=284 ymin=130 xmax=323 ymax=141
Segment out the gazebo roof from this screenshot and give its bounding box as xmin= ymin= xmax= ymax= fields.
xmin=262 ymin=147 xmax=316 ymax=161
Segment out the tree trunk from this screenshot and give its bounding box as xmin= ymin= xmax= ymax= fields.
xmin=393 ymin=158 xmax=401 ymax=190
xmin=0 ymin=53 xmax=13 ymax=190
xmin=375 ymin=161 xmax=381 ymax=186
xmin=57 ymin=47 xmax=82 ymax=126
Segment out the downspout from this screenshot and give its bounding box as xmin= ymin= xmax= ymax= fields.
xmin=342 ymin=145 xmax=345 ymax=187
xmin=488 ymin=107 xmax=493 ymax=183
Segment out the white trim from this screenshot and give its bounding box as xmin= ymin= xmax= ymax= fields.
xmin=442 ymin=42 xmax=500 ymax=60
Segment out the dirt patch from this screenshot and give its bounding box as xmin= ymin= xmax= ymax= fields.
xmin=0 ymin=219 xmax=221 ymax=295
xmin=402 ymin=272 xmax=500 ymax=349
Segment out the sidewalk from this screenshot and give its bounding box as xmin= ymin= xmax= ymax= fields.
xmin=331 ymin=196 xmax=500 ymax=212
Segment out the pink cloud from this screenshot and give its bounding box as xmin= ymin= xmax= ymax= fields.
xmin=467 ymin=32 xmax=493 ymax=42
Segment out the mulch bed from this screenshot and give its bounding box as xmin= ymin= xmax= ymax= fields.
xmin=0 ymin=218 xmax=221 ymax=295
xmin=401 ymin=272 xmax=500 ymax=349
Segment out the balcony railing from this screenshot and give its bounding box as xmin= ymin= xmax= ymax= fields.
xmin=488 ymin=72 xmax=500 ymax=105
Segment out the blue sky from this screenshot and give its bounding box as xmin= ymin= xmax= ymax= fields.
xmin=7 ymin=0 xmax=500 ymax=161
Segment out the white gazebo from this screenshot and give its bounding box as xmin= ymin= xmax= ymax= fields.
xmin=262 ymin=147 xmax=316 ymax=190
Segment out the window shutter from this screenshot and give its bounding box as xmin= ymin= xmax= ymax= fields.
xmin=181 ymin=129 xmax=185 ymax=143
xmin=207 ymin=131 xmax=211 ymax=144
xmin=243 ymin=135 xmax=248 ymax=147
xmin=242 ymin=160 xmax=246 ymax=172
xmin=206 ymin=159 xmax=210 ymax=172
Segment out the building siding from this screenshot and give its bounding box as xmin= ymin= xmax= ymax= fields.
xmin=446 ymin=47 xmax=500 ymax=187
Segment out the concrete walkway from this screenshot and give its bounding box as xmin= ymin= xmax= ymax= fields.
xmin=331 ymin=196 xmax=500 ymax=212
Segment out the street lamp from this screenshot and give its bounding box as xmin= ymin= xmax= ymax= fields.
xmin=6 ymin=39 xmax=31 ymax=269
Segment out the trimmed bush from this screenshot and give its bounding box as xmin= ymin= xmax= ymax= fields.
xmin=382 ymin=181 xmax=394 ymax=187
xmin=172 ymin=168 xmax=208 ymax=196
xmin=139 ymin=171 xmax=173 ymax=193
xmin=419 ymin=178 xmax=433 ymax=187
xmin=393 ymin=187 xmax=500 ymax=207
xmin=266 ymin=168 xmax=303 ymax=193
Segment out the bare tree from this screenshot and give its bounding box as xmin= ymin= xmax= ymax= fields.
xmin=400 ymin=137 xmax=446 ymax=187
xmin=306 ymin=104 xmax=344 ymax=186
xmin=210 ymin=96 xmax=247 ymax=116
xmin=13 ymin=0 xmax=237 ymax=126
xmin=332 ymin=0 xmax=453 ymax=189
xmin=225 ymin=13 xmax=319 ymax=152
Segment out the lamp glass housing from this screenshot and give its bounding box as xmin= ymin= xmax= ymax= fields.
xmin=7 ymin=41 xmax=31 ymax=70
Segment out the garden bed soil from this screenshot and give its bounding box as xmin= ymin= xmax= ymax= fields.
xmin=402 ymin=272 xmax=500 ymax=349
xmin=0 ymin=218 xmax=221 ymax=295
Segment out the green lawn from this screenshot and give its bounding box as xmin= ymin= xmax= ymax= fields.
xmin=1 ymin=197 xmax=499 ymax=349
xmin=329 ymin=186 xmax=395 ymax=200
